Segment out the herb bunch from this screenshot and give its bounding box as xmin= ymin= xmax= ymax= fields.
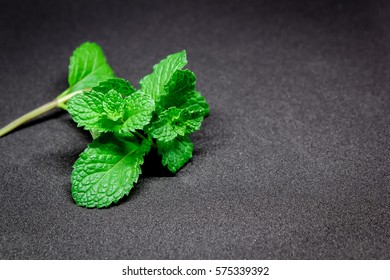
xmin=0 ymin=42 xmax=209 ymax=208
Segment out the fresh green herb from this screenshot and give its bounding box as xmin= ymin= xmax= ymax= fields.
xmin=0 ymin=42 xmax=209 ymax=208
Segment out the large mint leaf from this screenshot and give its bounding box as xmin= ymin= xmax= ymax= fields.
xmin=68 ymin=42 xmax=115 ymax=92
xmin=140 ymin=50 xmax=187 ymax=101
xmin=71 ymin=135 xmax=151 ymax=208
xmin=157 ymin=135 xmax=194 ymax=173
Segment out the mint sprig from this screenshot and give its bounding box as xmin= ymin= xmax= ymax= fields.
xmin=0 ymin=42 xmax=210 ymax=208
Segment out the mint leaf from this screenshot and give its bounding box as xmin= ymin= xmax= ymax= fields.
xmin=183 ymin=90 xmax=210 ymax=117
xmin=120 ymin=91 xmax=155 ymax=134
xmin=102 ymin=90 xmax=124 ymax=121
xmin=148 ymin=107 xmax=203 ymax=142
xmin=177 ymin=109 xmax=204 ymax=134
xmin=68 ymin=89 xmax=105 ymax=130
xmin=140 ymin=50 xmax=187 ymax=101
xmin=158 ymin=70 xmax=209 ymax=117
xmin=68 ymin=42 xmax=115 ymax=93
xmin=68 ymin=89 xmax=120 ymax=132
xmin=92 ymin=78 xmax=136 ymax=97
xmin=71 ymin=134 xmax=150 ymax=208
xmin=148 ymin=107 xmax=184 ymax=142
xmin=157 ymin=69 xmax=196 ymax=111
xmin=157 ymin=135 xmax=194 ymax=173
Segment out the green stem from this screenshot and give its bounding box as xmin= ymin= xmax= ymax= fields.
xmin=133 ymin=131 xmax=147 ymax=141
xmin=0 ymin=89 xmax=85 ymax=138
xmin=56 ymin=88 xmax=71 ymax=99
xmin=133 ymin=131 xmax=156 ymax=148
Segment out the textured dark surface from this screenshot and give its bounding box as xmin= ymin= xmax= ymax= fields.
xmin=0 ymin=0 xmax=389 ymax=259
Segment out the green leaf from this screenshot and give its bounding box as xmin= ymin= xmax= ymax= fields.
xmin=68 ymin=90 xmax=121 ymax=132
xmin=68 ymin=89 xmax=105 ymax=130
xmin=92 ymin=78 xmax=136 ymax=97
xmin=120 ymin=91 xmax=155 ymax=134
xmin=102 ymin=90 xmax=124 ymax=121
xmin=148 ymin=107 xmax=203 ymax=142
xmin=157 ymin=135 xmax=194 ymax=173
xmin=157 ymin=69 xmax=196 ymax=111
xmin=178 ymin=109 xmax=204 ymax=134
xmin=158 ymin=70 xmax=209 ymax=117
xmin=71 ymin=135 xmax=151 ymax=208
xmin=68 ymin=42 xmax=115 ymax=92
xmin=148 ymin=107 xmax=183 ymax=142
xmin=140 ymin=50 xmax=187 ymax=101
xmin=182 ymin=91 xmax=210 ymax=117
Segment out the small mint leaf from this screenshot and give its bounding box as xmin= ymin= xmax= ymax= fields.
xmin=157 ymin=135 xmax=194 ymax=173
xmin=68 ymin=90 xmax=105 ymax=130
xmin=92 ymin=78 xmax=136 ymax=97
xmin=158 ymin=69 xmax=196 ymax=112
xmin=120 ymin=91 xmax=155 ymax=134
xmin=140 ymin=50 xmax=187 ymax=101
xmin=181 ymin=91 xmax=210 ymax=117
xmin=148 ymin=107 xmax=203 ymax=142
xmin=68 ymin=89 xmax=121 ymax=132
xmin=158 ymin=69 xmax=209 ymax=117
xmin=102 ymin=90 xmax=124 ymax=122
xmin=148 ymin=107 xmax=183 ymax=142
xmin=177 ymin=109 xmax=204 ymax=134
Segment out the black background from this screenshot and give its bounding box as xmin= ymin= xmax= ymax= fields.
xmin=0 ymin=0 xmax=389 ymax=259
